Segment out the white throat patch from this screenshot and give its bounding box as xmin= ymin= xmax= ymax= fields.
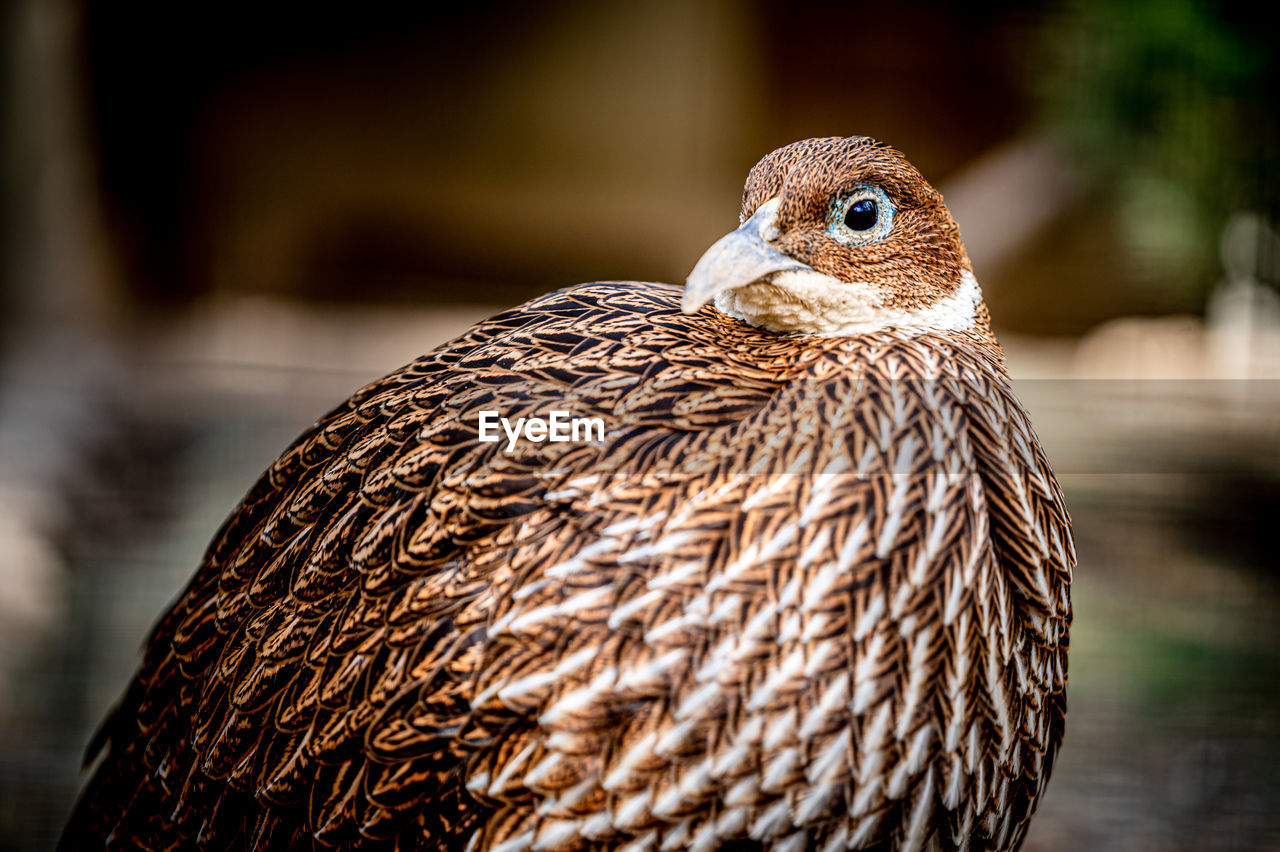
xmin=713 ymin=269 xmax=982 ymax=337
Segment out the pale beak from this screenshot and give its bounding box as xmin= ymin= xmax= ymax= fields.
xmin=682 ymin=198 xmax=809 ymax=313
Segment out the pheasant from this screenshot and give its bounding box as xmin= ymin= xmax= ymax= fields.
xmin=61 ymin=136 xmax=1073 ymax=851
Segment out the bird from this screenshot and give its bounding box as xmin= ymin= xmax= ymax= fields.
xmin=61 ymin=136 xmax=1072 ymax=852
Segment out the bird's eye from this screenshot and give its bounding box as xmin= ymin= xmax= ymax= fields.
xmin=827 ymin=186 xmax=894 ymax=246
xmin=844 ymin=199 xmax=878 ymax=231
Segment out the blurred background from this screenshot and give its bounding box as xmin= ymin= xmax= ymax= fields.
xmin=1 ymin=1 xmax=1278 ymax=849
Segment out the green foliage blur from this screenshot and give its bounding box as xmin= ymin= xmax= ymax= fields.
xmin=1036 ymin=0 xmax=1276 ymax=300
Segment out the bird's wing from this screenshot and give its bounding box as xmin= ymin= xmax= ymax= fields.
xmin=62 ymin=285 xmax=1072 ymax=852
xmin=61 ymin=281 xmax=799 ymax=850
xmin=951 ymin=347 xmax=1074 ymax=851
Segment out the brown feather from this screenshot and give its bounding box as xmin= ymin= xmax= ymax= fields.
xmin=61 ymin=139 xmax=1071 ymax=852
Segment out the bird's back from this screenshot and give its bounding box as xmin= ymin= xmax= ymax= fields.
xmin=62 ymin=281 xmax=1071 ymax=852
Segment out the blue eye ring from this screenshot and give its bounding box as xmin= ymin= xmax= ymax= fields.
xmin=827 ymin=185 xmax=894 ymax=246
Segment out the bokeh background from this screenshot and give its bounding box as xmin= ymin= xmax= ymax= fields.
xmin=2 ymin=1 xmax=1278 ymax=849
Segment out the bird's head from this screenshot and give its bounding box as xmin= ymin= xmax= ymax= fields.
xmin=684 ymin=136 xmax=988 ymax=338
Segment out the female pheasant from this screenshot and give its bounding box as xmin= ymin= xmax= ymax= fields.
xmin=62 ymin=137 xmax=1073 ymax=852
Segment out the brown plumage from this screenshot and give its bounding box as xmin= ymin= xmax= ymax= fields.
xmin=62 ymin=137 xmax=1072 ymax=852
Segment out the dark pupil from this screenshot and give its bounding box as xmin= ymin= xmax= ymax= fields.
xmin=845 ymin=199 xmax=878 ymax=231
